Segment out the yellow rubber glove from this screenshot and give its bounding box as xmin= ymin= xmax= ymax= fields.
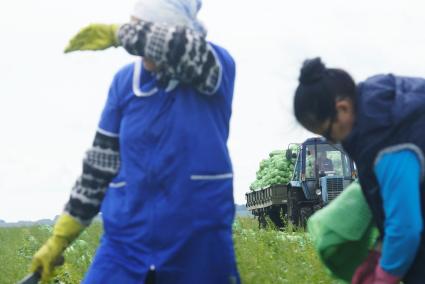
xmin=30 ymin=214 xmax=84 ymax=282
xmin=64 ymin=23 xmax=121 ymax=53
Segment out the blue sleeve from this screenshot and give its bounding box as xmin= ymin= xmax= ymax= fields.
xmin=374 ymin=149 xmax=423 ymax=276
xmin=98 ymin=74 xmax=122 ymax=137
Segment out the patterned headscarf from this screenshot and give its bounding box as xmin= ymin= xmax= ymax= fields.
xmin=131 ymin=0 xmax=206 ymax=35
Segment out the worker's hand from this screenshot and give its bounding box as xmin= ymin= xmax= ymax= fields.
xmin=351 ymin=250 xmax=380 ymax=284
xmin=374 ymin=266 xmax=400 ymax=284
xmin=64 ymin=24 xmax=121 ymax=53
xmin=352 ymin=250 xmax=400 ymax=284
xmin=30 ymin=236 xmax=67 ymax=281
xmin=30 ymin=214 xmax=84 ymax=281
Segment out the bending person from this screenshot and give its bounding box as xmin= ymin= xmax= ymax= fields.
xmin=293 ymin=58 xmax=425 ymax=284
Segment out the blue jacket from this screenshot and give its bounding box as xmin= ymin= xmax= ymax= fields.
xmin=342 ymin=74 xmax=425 ymax=283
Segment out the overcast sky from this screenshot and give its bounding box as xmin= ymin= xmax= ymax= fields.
xmin=1 ymin=0 xmax=425 ymax=222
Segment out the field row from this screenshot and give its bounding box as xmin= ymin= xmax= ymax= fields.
xmin=0 ymin=218 xmax=341 ymax=284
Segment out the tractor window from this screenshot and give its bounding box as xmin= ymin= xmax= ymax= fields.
xmin=305 ymin=145 xmax=316 ymax=178
xmin=293 ymin=152 xmax=301 ymax=181
xmin=316 ymin=144 xmax=351 ymax=178
xmin=342 ymin=154 xmax=353 ymax=177
xmin=305 ymin=144 xmax=352 ymax=178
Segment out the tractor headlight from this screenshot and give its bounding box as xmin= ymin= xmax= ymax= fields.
xmin=316 ymin=189 xmax=322 ymax=196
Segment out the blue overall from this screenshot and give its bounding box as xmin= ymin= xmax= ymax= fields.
xmin=83 ymin=44 xmax=240 ymax=284
xmin=342 ymin=74 xmax=425 ymax=283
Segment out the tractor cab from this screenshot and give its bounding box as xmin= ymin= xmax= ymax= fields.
xmin=289 ymin=137 xmax=356 ymax=208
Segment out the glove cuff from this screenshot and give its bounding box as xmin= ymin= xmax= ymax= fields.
xmin=111 ymin=24 xmax=121 ymax=47
xmin=53 ymin=213 xmax=85 ymax=244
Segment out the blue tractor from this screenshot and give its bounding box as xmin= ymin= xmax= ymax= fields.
xmin=246 ymin=137 xmax=357 ymax=227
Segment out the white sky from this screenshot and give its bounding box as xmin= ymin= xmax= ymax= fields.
xmin=1 ymin=0 xmax=425 ymax=222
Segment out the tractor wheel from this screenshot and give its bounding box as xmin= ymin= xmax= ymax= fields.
xmin=300 ymin=206 xmax=313 ymax=227
xmin=287 ymin=187 xmax=301 ymax=226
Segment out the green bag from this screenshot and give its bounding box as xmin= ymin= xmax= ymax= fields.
xmin=307 ymin=181 xmax=379 ymax=282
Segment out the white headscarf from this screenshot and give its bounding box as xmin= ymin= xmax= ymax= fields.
xmin=131 ymin=0 xmax=206 ymax=36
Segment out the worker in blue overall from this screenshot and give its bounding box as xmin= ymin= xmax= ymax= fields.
xmin=30 ymin=1 xmax=240 ymax=283
xmin=293 ymin=58 xmax=425 ymax=284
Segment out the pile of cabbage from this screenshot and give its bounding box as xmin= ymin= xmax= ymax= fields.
xmin=250 ymin=146 xmax=299 ymax=191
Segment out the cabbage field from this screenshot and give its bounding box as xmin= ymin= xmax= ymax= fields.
xmin=0 ymin=218 xmax=341 ymax=284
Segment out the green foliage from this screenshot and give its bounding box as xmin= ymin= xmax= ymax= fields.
xmin=0 ymin=223 xmax=102 ymax=284
xmin=250 ymin=147 xmax=299 ymax=191
xmin=233 ymin=217 xmax=343 ymax=284
xmin=1 ymin=219 xmax=343 ymax=283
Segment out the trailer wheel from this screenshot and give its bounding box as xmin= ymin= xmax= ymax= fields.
xmin=258 ymin=212 xmax=267 ymax=229
xmin=268 ymin=206 xmax=286 ymax=229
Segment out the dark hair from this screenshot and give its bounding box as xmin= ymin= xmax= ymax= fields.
xmin=294 ymin=57 xmax=356 ymax=130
